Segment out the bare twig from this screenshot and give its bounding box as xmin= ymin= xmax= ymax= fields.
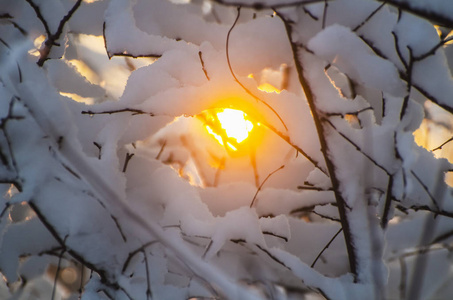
xmin=432 ymin=136 xmax=453 ymax=151
xmin=102 ymin=22 xmax=162 ymax=59
xmin=353 ymin=2 xmax=386 ymax=32
xmin=381 ymin=175 xmax=394 ymax=229
xmin=410 ymin=170 xmax=440 ymax=210
xmin=250 ymin=165 xmax=285 ymax=207
xmin=93 ymin=142 xmax=102 ymax=159
xmin=155 ymin=140 xmax=167 ymax=160
xmin=323 ymin=118 xmax=391 ymax=176
xmin=226 ymin=7 xmax=288 ymax=132
xmin=198 ymin=51 xmax=210 ymax=81
xmin=122 ymin=241 xmax=157 ymax=274
xmin=396 ymin=204 xmax=453 ymax=219
xmin=400 ymin=46 xmax=413 ymax=120
xmin=142 ymin=250 xmax=152 ymax=300
xmin=311 ymin=228 xmax=342 ymax=268
xmin=82 ymin=109 xmax=154 ymax=116
xmin=26 ymin=0 xmax=83 ymax=66
xmin=122 ymin=153 xmax=134 ymax=173
xmin=413 ymin=36 xmax=453 ymax=62
xmin=24 ymin=0 xmax=51 ymax=36
xmin=322 ymin=0 xmax=328 ymax=29
xmin=263 ymin=122 xmax=327 ymax=174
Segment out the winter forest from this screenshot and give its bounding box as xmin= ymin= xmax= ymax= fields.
xmin=1 ymin=0 xmax=453 ymax=299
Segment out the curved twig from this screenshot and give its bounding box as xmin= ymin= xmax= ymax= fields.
xmin=250 ymin=165 xmax=285 ymax=207
xmin=226 ymin=7 xmax=288 ymax=132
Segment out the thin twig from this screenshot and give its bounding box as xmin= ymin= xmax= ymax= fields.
xmin=432 ymin=136 xmax=453 ymax=151
xmin=25 ymin=0 xmax=51 ymax=36
xmin=410 ymin=170 xmax=440 ymax=210
xmin=155 ymin=140 xmax=167 ymax=160
xmin=82 ymin=109 xmax=154 ymax=116
xmin=250 ymin=165 xmax=284 ymax=207
xmin=226 ymin=7 xmax=288 ymax=132
xmin=142 ymin=250 xmax=152 ymax=300
xmin=353 ymin=2 xmax=386 ymax=32
xmin=323 ymin=118 xmax=391 ymax=176
xmin=122 ymin=153 xmax=134 ymax=173
xmin=311 ymin=228 xmax=342 ymax=268
xmin=322 ymin=0 xmax=328 ymax=29
xmin=381 ymin=175 xmax=394 ymax=229
xmin=26 ymin=0 xmax=83 ymax=66
xmin=400 ymin=46 xmax=413 ymax=120
xmin=198 ymin=51 xmax=210 ymax=81
xmin=122 ymin=241 xmax=158 ymax=274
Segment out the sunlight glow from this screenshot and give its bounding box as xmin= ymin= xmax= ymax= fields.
xmin=203 ymin=108 xmax=254 ymax=151
xmin=217 ymin=109 xmax=254 ymax=143
xmin=257 ymin=82 xmax=281 ymax=94
xmin=28 ymin=35 xmax=46 ymax=57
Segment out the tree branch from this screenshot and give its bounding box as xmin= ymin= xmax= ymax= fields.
xmin=275 ymin=10 xmax=359 ymax=279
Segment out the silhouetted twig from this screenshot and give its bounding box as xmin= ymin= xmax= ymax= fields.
xmin=250 ymin=165 xmax=285 ymax=207
xmin=432 ymin=136 xmax=453 ymax=151
xmin=226 ymin=7 xmax=288 ymax=132
xmin=26 ymin=0 xmax=83 ymax=66
xmin=311 ymin=228 xmax=342 ymax=268
xmin=82 ymin=109 xmax=154 ymax=116
xmin=353 ymin=2 xmax=386 ymax=32
xmin=198 ymin=51 xmax=210 ymax=81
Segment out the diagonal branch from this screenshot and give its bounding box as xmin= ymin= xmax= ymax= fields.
xmin=26 ymin=0 xmax=83 ymax=66
xmin=250 ymin=165 xmax=285 ymax=207
xmin=275 ymin=10 xmax=358 ymax=279
xmin=432 ymin=136 xmax=453 ymax=151
xmin=311 ymin=228 xmax=342 ymax=268
xmin=323 ymin=118 xmax=391 ymax=176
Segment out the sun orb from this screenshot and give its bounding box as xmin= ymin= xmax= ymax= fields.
xmin=202 ymin=108 xmax=255 ymax=152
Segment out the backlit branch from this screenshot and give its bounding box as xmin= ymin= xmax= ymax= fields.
xmin=226 ymin=7 xmax=288 ymax=132
xmin=275 ymin=10 xmax=359 ymax=279
xmin=26 ymin=0 xmax=83 ymax=66
xmin=250 ymin=165 xmax=285 ymax=207
xmin=432 ymin=136 xmax=453 ymax=151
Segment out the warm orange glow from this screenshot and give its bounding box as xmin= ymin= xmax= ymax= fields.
xmin=28 ymin=35 xmax=46 ymax=57
xmin=68 ymin=59 xmax=99 ymax=85
xmin=217 ymin=109 xmax=254 ymax=143
xmin=201 ymin=108 xmax=255 ymax=152
xmin=257 ymin=82 xmax=281 ymax=94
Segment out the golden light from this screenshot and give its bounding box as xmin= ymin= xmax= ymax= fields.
xmin=28 ymin=35 xmax=46 ymax=57
xmin=200 ymin=108 xmax=256 ymax=152
xmin=257 ymin=82 xmax=281 ymax=94
xmin=217 ymin=109 xmax=254 ymax=143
